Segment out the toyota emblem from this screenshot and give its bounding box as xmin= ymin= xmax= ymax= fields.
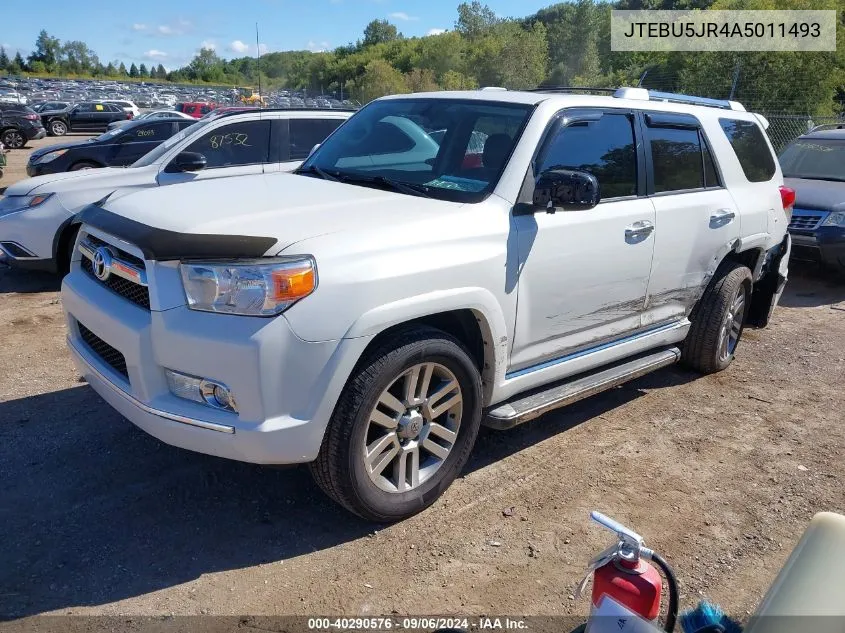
xmin=92 ymin=247 xmax=113 ymax=281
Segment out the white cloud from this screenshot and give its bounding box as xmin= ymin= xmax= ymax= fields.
xmin=229 ymin=40 xmax=250 ymax=54
xmin=306 ymin=40 xmax=331 ymax=52
xmin=157 ymin=25 xmax=176 ymax=35
xmin=132 ymin=23 xmax=147 ymax=32
xmin=389 ymin=12 xmax=417 ymax=21
xmin=426 ymin=28 xmax=447 ymax=36
xmin=258 ymin=43 xmax=269 ymax=55
xmin=200 ymin=40 xmax=216 ymax=51
xmin=143 ymin=49 xmax=168 ymax=60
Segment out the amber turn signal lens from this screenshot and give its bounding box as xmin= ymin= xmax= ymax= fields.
xmin=271 ymin=263 xmax=316 ymax=302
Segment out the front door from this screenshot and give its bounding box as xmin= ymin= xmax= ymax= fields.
xmin=510 ymin=109 xmax=656 ymax=372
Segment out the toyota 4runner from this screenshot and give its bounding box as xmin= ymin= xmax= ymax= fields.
xmin=61 ymin=88 xmax=793 ymax=521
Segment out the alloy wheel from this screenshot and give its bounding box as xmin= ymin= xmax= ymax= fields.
xmin=363 ymin=362 xmax=463 ymax=493
xmin=718 ymin=284 xmax=746 ymax=362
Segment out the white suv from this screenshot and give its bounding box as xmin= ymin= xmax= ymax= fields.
xmin=0 ymin=108 xmax=351 ymax=272
xmin=61 ymin=89 xmax=792 ymax=521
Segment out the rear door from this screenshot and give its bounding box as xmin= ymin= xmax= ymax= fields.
xmin=281 ymin=117 xmax=346 ymax=172
xmin=71 ymin=103 xmax=96 ymax=130
xmin=157 ymin=118 xmax=272 ymax=185
xmin=640 ymin=112 xmax=740 ymax=327
xmin=109 ymin=122 xmax=177 ymax=166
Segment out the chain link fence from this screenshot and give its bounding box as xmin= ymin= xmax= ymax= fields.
xmin=764 ymin=115 xmax=845 ymax=153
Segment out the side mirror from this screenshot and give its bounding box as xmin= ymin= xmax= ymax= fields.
xmin=165 ymin=151 xmax=207 ymax=173
xmin=532 ymin=169 xmax=600 ymax=212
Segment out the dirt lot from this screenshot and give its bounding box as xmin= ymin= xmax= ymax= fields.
xmin=1 ymin=134 xmax=96 ymax=192
xmin=0 ymin=143 xmax=843 ymax=627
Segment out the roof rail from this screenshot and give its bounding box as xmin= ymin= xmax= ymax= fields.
xmin=614 ymin=87 xmax=746 ymax=112
xmin=528 ymin=86 xmax=617 ymax=95
xmin=807 ymin=122 xmax=845 ymax=133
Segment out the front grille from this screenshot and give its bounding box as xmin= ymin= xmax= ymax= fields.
xmin=80 ymin=236 xmax=151 ymax=309
xmin=788 ymin=210 xmax=825 ymax=231
xmin=77 ymin=322 xmax=129 ymax=380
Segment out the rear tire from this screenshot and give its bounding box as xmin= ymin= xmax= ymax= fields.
xmin=310 ymin=325 xmax=482 ymax=522
xmin=682 ymin=261 xmax=752 ymax=374
xmin=1 ymin=128 xmax=26 ymax=149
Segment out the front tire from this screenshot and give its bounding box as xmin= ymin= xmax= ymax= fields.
xmin=310 ymin=326 xmax=483 ymax=522
xmin=70 ymin=161 xmax=98 ymax=171
xmin=49 ymin=119 xmax=67 ymax=136
xmin=682 ymin=261 xmax=752 ymax=374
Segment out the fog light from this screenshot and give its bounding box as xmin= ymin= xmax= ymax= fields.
xmin=165 ymin=369 xmax=237 ymax=413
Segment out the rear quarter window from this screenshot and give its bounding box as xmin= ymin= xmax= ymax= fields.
xmin=719 ymin=118 xmax=776 ymax=182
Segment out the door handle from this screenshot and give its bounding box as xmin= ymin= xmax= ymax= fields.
xmin=625 ymin=220 xmax=655 ymax=240
xmin=710 ymin=208 xmax=736 ymax=227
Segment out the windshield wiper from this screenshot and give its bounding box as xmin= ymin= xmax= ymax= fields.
xmin=296 ymin=165 xmax=339 ymax=182
xmin=332 ymin=173 xmax=433 ymax=198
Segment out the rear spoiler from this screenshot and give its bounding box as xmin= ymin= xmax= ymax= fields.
xmin=752 ymin=113 xmax=770 ymax=130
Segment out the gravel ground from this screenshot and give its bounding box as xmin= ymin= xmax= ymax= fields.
xmin=0 ymin=143 xmax=843 ymax=628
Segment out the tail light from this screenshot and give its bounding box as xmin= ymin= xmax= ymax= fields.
xmin=126 ymin=112 xmax=134 ymax=119
xmin=24 ymin=113 xmax=38 ymax=120
xmin=779 ymin=185 xmax=795 ymax=221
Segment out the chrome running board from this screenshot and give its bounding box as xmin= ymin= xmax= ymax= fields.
xmin=485 ymin=347 xmax=682 ymax=430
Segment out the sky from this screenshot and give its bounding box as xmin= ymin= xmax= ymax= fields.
xmin=2 ymin=0 xmax=551 ymax=71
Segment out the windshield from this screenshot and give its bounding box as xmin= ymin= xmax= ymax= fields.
xmin=780 ymin=138 xmax=845 ymax=181
xmin=299 ymin=98 xmax=533 ymax=202
xmin=131 ymin=119 xmax=208 ymax=168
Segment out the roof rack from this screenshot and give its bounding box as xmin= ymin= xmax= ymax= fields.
xmin=527 ymin=86 xmax=617 ymax=95
xmin=613 ymin=87 xmax=746 ymax=111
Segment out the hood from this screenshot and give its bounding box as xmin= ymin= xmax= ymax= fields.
xmin=101 ymin=172 xmax=463 ymax=253
xmin=784 ymin=177 xmax=845 ymax=213
xmin=29 ymin=138 xmax=95 ymax=161
xmin=4 ymin=166 xmax=156 ymax=196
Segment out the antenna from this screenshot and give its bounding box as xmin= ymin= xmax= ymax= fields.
xmin=256 ymin=22 xmax=262 ymax=104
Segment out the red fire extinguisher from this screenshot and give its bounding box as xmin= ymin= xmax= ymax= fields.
xmin=577 ymin=512 xmax=679 ymax=633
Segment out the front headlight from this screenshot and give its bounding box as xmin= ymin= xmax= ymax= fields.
xmin=33 ymin=149 xmax=67 ymax=164
xmin=180 ymin=257 xmax=317 ymax=316
xmin=821 ymin=211 xmax=845 ymax=227
xmin=0 ymin=193 xmax=54 ymax=217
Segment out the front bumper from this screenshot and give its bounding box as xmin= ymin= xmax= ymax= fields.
xmin=789 ymin=226 xmax=845 ymax=272
xmin=28 ymin=127 xmax=47 ymax=141
xmin=61 ymin=260 xmax=371 ymax=465
xmin=0 ymin=195 xmax=71 ymax=268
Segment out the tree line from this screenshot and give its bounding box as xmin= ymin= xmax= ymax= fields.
xmin=2 ymin=0 xmax=843 ymax=115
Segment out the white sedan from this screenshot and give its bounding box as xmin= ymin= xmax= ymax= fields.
xmin=107 ymin=109 xmax=195 ymax=130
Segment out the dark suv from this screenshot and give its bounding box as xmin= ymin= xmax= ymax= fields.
xmin=780 ymin=126 xmax=845 ymax=275
xmin=0 ymin=104 xmax=47 ymax=149
xmin=41 ymin=102 xmax=131 ymax=136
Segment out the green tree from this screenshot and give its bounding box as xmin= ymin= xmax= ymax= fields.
xmin=469 ymin=21 xmax=548 ymax=89
xmin=29 ymin=30 xmax=61 ymax=71
xmin=61 ymin=41 xmax=96 ymax=74
xmin=455 ymin=1 xmax=499 ymax=38
xmin=189 ymin=47 xmax=224 ymax=82
xmin=352 ymin=59 xmax=408 ymax=102
xmin=363 ymin=20 xmax=400 ymax=47
xmin=156 ymin=63 xmax=167 ymax=80
xmin=405 ymin=68 xmax=439 ymax=92
xmin=129 ymin=62 xmax=139 ymax=78
xmin=441 ymin=69 xmax=478 ymax=90
xmin=139 ymin=63 xmax=149 ymax=78
xmin=29 ymin=60 xmax=48 ymax=74
xmin=0 ymin=47 xmax=9 ymax=71
xmin=11 ymin=52 xmax=26 ymax=73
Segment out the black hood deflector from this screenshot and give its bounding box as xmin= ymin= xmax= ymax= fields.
xmin=75 ymin=204 xmax=278 ymax=261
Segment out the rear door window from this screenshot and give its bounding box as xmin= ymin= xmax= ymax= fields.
xmin=719 ymin=118 xmax=776 ymax=182
xmin=183 ymin=120 xmax=271 ymax=168
xmin=289 ymin=118 xmax=345 ymax=160
xmin=648 ymin=127 xmax=704 ymax=192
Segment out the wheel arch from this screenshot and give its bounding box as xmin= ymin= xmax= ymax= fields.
xmin=341 ymin=290 xmax=510 ymax=406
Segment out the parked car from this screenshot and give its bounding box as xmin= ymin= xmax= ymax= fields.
xmin=0 ymin=108 xmax=352 ymax=272
xmin=779 ymin=126 xmax=845 ymax=276
xmin=104 ymin=100 xmax=141 ymax=118
xmin=175 ymin=102 xmax=216 ymax=118
xmin=0 ymin=104 xmax=47 ymax=149
xmin=41 ymin=102 xmax=131 ymax=137
xmin=58 ymin=89 xmax=791 ymax=521
xmin=26 ymin=117 xmax=197 ymax=177
xmin=31 ymin=101 xmax=72 ymax=113
xmin=107 ymin=109 xmax=195 ymax=131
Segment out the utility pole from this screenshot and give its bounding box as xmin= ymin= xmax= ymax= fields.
xmin=256 ymin=22 xmax=262 ymax=100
